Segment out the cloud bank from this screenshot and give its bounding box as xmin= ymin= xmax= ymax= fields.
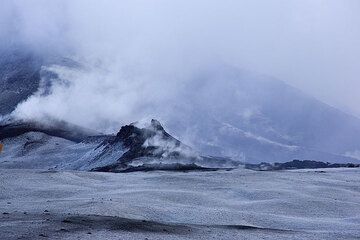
xmin=2 ymin=0 xmax=360 ymax=132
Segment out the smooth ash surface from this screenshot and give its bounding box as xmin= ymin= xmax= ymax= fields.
xmin=0 ymin=168 xmax=359 ymax=239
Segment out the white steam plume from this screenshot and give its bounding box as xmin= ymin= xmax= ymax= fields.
xmin=2 ymin=0 xmax=360 ymax=135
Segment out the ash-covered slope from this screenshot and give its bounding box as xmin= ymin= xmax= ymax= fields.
xmin=0 ymin=119 xmax=357 ymax=172
xmin=0 ymin=119 xmax=237 ymax=172
xmin=90 ymin=119 xmax=238 ymax=172
xmin=1 ymin=48 xmax=360 ymax=164
xmin=162 ymin=65 xmax=360 ymax=163
xmin=0 ymin=118 xmax=106 ymax=170
xmin=0 ymin=118 xmax=99 ymax=143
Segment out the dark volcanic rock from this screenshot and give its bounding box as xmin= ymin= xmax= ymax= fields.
xmin=91 ymin=119 xmax=239 ymax=173
xmin=0 ymin=47 xmax=81 ymax=116
xmin=115 ymin=119 xmax=184 ymax=162
xmin=245 ymin=159 xmax=360 ymax=171
xmin=275 ymin=160 xmax=329 ymax=169
xmin=95 ymin=162 xmax=232 ymax=173
xmin=0 ymin=49 xmax=43 ymax=115
xmin=0 ymin=119 xmax=100 ymax=143
xmin=92 ymin=119 xmax=198 ymax=172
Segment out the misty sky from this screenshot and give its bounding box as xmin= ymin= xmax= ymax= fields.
xmin=1 ymin=0 xmax=360 ymax=118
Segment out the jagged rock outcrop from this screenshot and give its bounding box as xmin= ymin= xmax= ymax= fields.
xmin=114 ymin=119 xmax=190 ymax=162
xmin=91 ymin=119 xmax=223 ymax=172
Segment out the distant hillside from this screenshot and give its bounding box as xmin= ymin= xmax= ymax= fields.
xmin=1 ymin=49 xmax=360 ymax=163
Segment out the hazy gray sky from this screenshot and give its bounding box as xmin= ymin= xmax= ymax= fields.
xmin=2 ymin=0 xmax=360 ymax=119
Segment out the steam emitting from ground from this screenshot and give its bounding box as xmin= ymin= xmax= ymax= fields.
xmin=2 ymin=0 xmax=360 ymax=132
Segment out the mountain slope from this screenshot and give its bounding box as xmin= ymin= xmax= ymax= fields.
xmin=0 ymin=47 xmax=79 ymax=116
xmin=0 ymin=119 xmax=237 ymax=171
xmin=0 ymin=49 xmax=42 ymax=115
xmin=160 ymin=65 xmax=360 ymax=162
xmin=1 ymin=50 xmax=360 ymax=163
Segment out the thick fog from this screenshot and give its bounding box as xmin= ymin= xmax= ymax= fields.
xmin=2 ymin=0 xmax=360 ymax=132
